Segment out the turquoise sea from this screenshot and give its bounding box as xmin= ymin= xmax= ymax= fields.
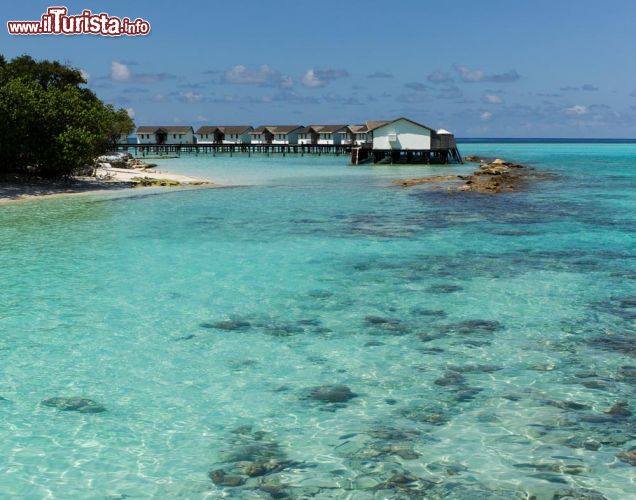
xmin=1 ymin=142 xmax=635 ymax=498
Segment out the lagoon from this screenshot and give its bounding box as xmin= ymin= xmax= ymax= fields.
xmin=0 ymin=142 xmax=635 ymax=498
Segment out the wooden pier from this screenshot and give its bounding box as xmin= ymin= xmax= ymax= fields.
xmin=360 ymin=147 xmax=463 ymax=165
xmin=112 ymin=143 xmax=462 ymax=165
xmin=113 ymin=143 xmax=351 ymax=157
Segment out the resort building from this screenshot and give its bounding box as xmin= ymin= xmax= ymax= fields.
xmin=348 ymin=125 xmax=370 ymax=145
xmin=367 ymin=118 xmax=433 ymax=150
xmin=250 ymin=126 xmax=302 ymax=145
xmin=195 ymin=126 xmax=253 ymax=144
xmin=297 ymin=127 xmax=319 ymax=145
xmin=315 ymin=125 xmax=348 ymax=145
xmin=136 ymin=126 xmax=195 ymax=145
xmin=297 ymin=125 xmax=348 ymax=145
xmin=130 ymin=118 xmax=460 ymax=164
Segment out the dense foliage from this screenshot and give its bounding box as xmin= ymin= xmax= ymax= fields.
xmin=0 ymin=55 xmax=135 ymax=178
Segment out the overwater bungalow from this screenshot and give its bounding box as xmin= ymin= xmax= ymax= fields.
xmin=129 ymin=117 xmax=460 ymax=164
xmin=196 ymin=126 xmax=253 ymax=144
xmin=347 ymin=124 xmax=369 ymax=146
xmin=251 ymin=126 xmax=303 ymax=145
xmin=351 ymin=117 xmax=461 ymax=164
xmin=136 ymin=126 xmax=195 ymax=145
xmin=297 ymin=125 xmax=348 ymax=145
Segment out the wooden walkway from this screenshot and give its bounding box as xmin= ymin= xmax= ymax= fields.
xmin=113 ymin=143 xmax=351 ymax=156
xmin=112 ymin=143 xmax=463 ymax=164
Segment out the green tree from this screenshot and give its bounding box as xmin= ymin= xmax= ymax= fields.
xmin=0 ymin=54 xmax=135 ymax=178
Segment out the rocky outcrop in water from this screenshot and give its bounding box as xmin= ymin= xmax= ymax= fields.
xmin=394 ymin=158 xmax=552 ymax=194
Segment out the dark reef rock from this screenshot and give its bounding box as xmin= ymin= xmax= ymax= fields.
xmin=434 ymin=371 xmax=467 ymax=386
xmin=580 ymin=380 xmax=610 ymax=390
xmin=618 ymin=365 xmax=636 ymax=379
xmin=452 ymin=387 xmax=483 ymax=402
xmin=551 ymin=488 xmax=608 ymax=500
xmin=200 ymin=319 xmax=251 ymax=331
xmin=365 ymin=340 xmax=385 ymax=347
xmin=411 ymin=307 xmax=447 ymax=318
xmin=427 ymin=284 xmax=463 ymax=294
xmin=589 ymin=332 xmax=636 ymax=356
xmin=437 ymin=320 xmax=502 ymax=335
xmin=41 ymin=397 xmax=106 ymax=413
xmin=209 ymin=469 xmax=245 ymax=487
xmin=447 ymin=364 xmax=502 ymax=373
xmin=617 ymin=448 xmax=636 ymax=466
xmin=262 ymin=321 xmax=305 ymax=337
xmin=364 ymin=315 xmax=408 ymax=334
xmin=606 ymin=401 xmax=632 ymax=417
xmin=307 ymin=384 xmax=357 ymax=403
xmin=544 ymin=399 xmax=590 ymax=411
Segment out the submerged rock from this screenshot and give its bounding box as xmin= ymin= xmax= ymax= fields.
xmin=411 ymin=307 xmax=447 ymax=318
xmin=307 ymin=385 xmax=357 ymax=403
xmin=200 ymin=320 xmax=251 ymax=331
xmin=589 ymin=332 xmax=636 ymax=357
xmin=617 ymin=448 xmax=636 ymax=466
xmin=434 ymin=371 xmax=466 ymax=386
xmin=364 ymin=340 xmax=385 ymax=347
xmin=262 ymin=321 xmax=305 ymax=337
xmin=427 ymin=284 xmax=463 ymax=294
xmin=544 ymin=399 xmax=590 ymax=411
xmin=241 ymin=459 xmax=290 ymax=477
xmin=447 ymin=364 xmax=502 ymax=373
xmin=209 ymin=469 xmax=245 ymax=487
xmin=606 ymin=401 xmax=632 ymax=417
xmin=437 ymin=320 xmax=502 ymax=335
xmin=41 ymin=397 xmax=106 ymax=413
xmin=551 ymin=487 xmax=608 ymax=500
xmin=617 ymin=365 xmax=636 ymax=379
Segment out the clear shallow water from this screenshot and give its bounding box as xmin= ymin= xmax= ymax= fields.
xmin=0 ymin=143 xmax=635 ymax=498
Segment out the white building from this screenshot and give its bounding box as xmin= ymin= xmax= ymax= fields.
xmin=251 ymin=126 xmax=302 ymax=145
xmin=196 ymin=126 xmax=253 ymax=144
xmin=347 ymin=124 xmax=369 ymax=145
xmin=315 ymin=125 xmax=348 ymax=145
xmin=367 ymin=118 xmax=434 ymax=150
xmin=297 ymin=127 xmax=318 ymax=145
xmin=136 ymin=126 xmax=195 ymax=144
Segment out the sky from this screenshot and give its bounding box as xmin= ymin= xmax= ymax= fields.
xmin=3 ymin=0 xmax=636 ymax=137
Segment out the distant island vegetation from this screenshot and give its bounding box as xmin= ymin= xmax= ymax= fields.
xmin=0 ymin=54 xmax=135 ymax=179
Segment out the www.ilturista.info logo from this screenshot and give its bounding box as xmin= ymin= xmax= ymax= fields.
xmin=7 ymin=7 xmax=150 ymax=36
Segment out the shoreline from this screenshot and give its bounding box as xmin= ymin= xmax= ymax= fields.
xmin=0 ymin=163 xmax=216 ymax=205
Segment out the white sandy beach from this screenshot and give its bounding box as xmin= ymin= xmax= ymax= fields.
xmin=0 ymin=163 xmax=215 ymax=205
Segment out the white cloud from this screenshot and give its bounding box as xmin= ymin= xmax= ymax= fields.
xmin=178 ymin=91 xmax=204 ymax=103
xmin=111 ymin=61 xmax=130 ymax=81
xmin=427 ymin=70 xmax=453 ymax=83
xmin=480 ymin=111 xmax=493 ymax=121
xmin=483 ymin=94 xmax=503 ymax=104
xmin=454 ymin=64 xmax=520 ymax=83
xmin=302 ymin=68 xmax=349 ymax=88
xmin=565 ymin=104 xmax=588 ymax=115
xmin=302 ymin=69 xmax=323 ymax=87
xmin=80 ymin=69 xmax=90 ymax=82
xmin=222 ymin=64 xmax=290 ymax=88
xmin=125 ymin=107 xmax=135 ymax=118
xmin=455 ymin=65 xmax=485 ymax=82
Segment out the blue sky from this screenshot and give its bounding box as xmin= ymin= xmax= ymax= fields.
xmin=3 ymin=0 xmax=636 ymax=137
